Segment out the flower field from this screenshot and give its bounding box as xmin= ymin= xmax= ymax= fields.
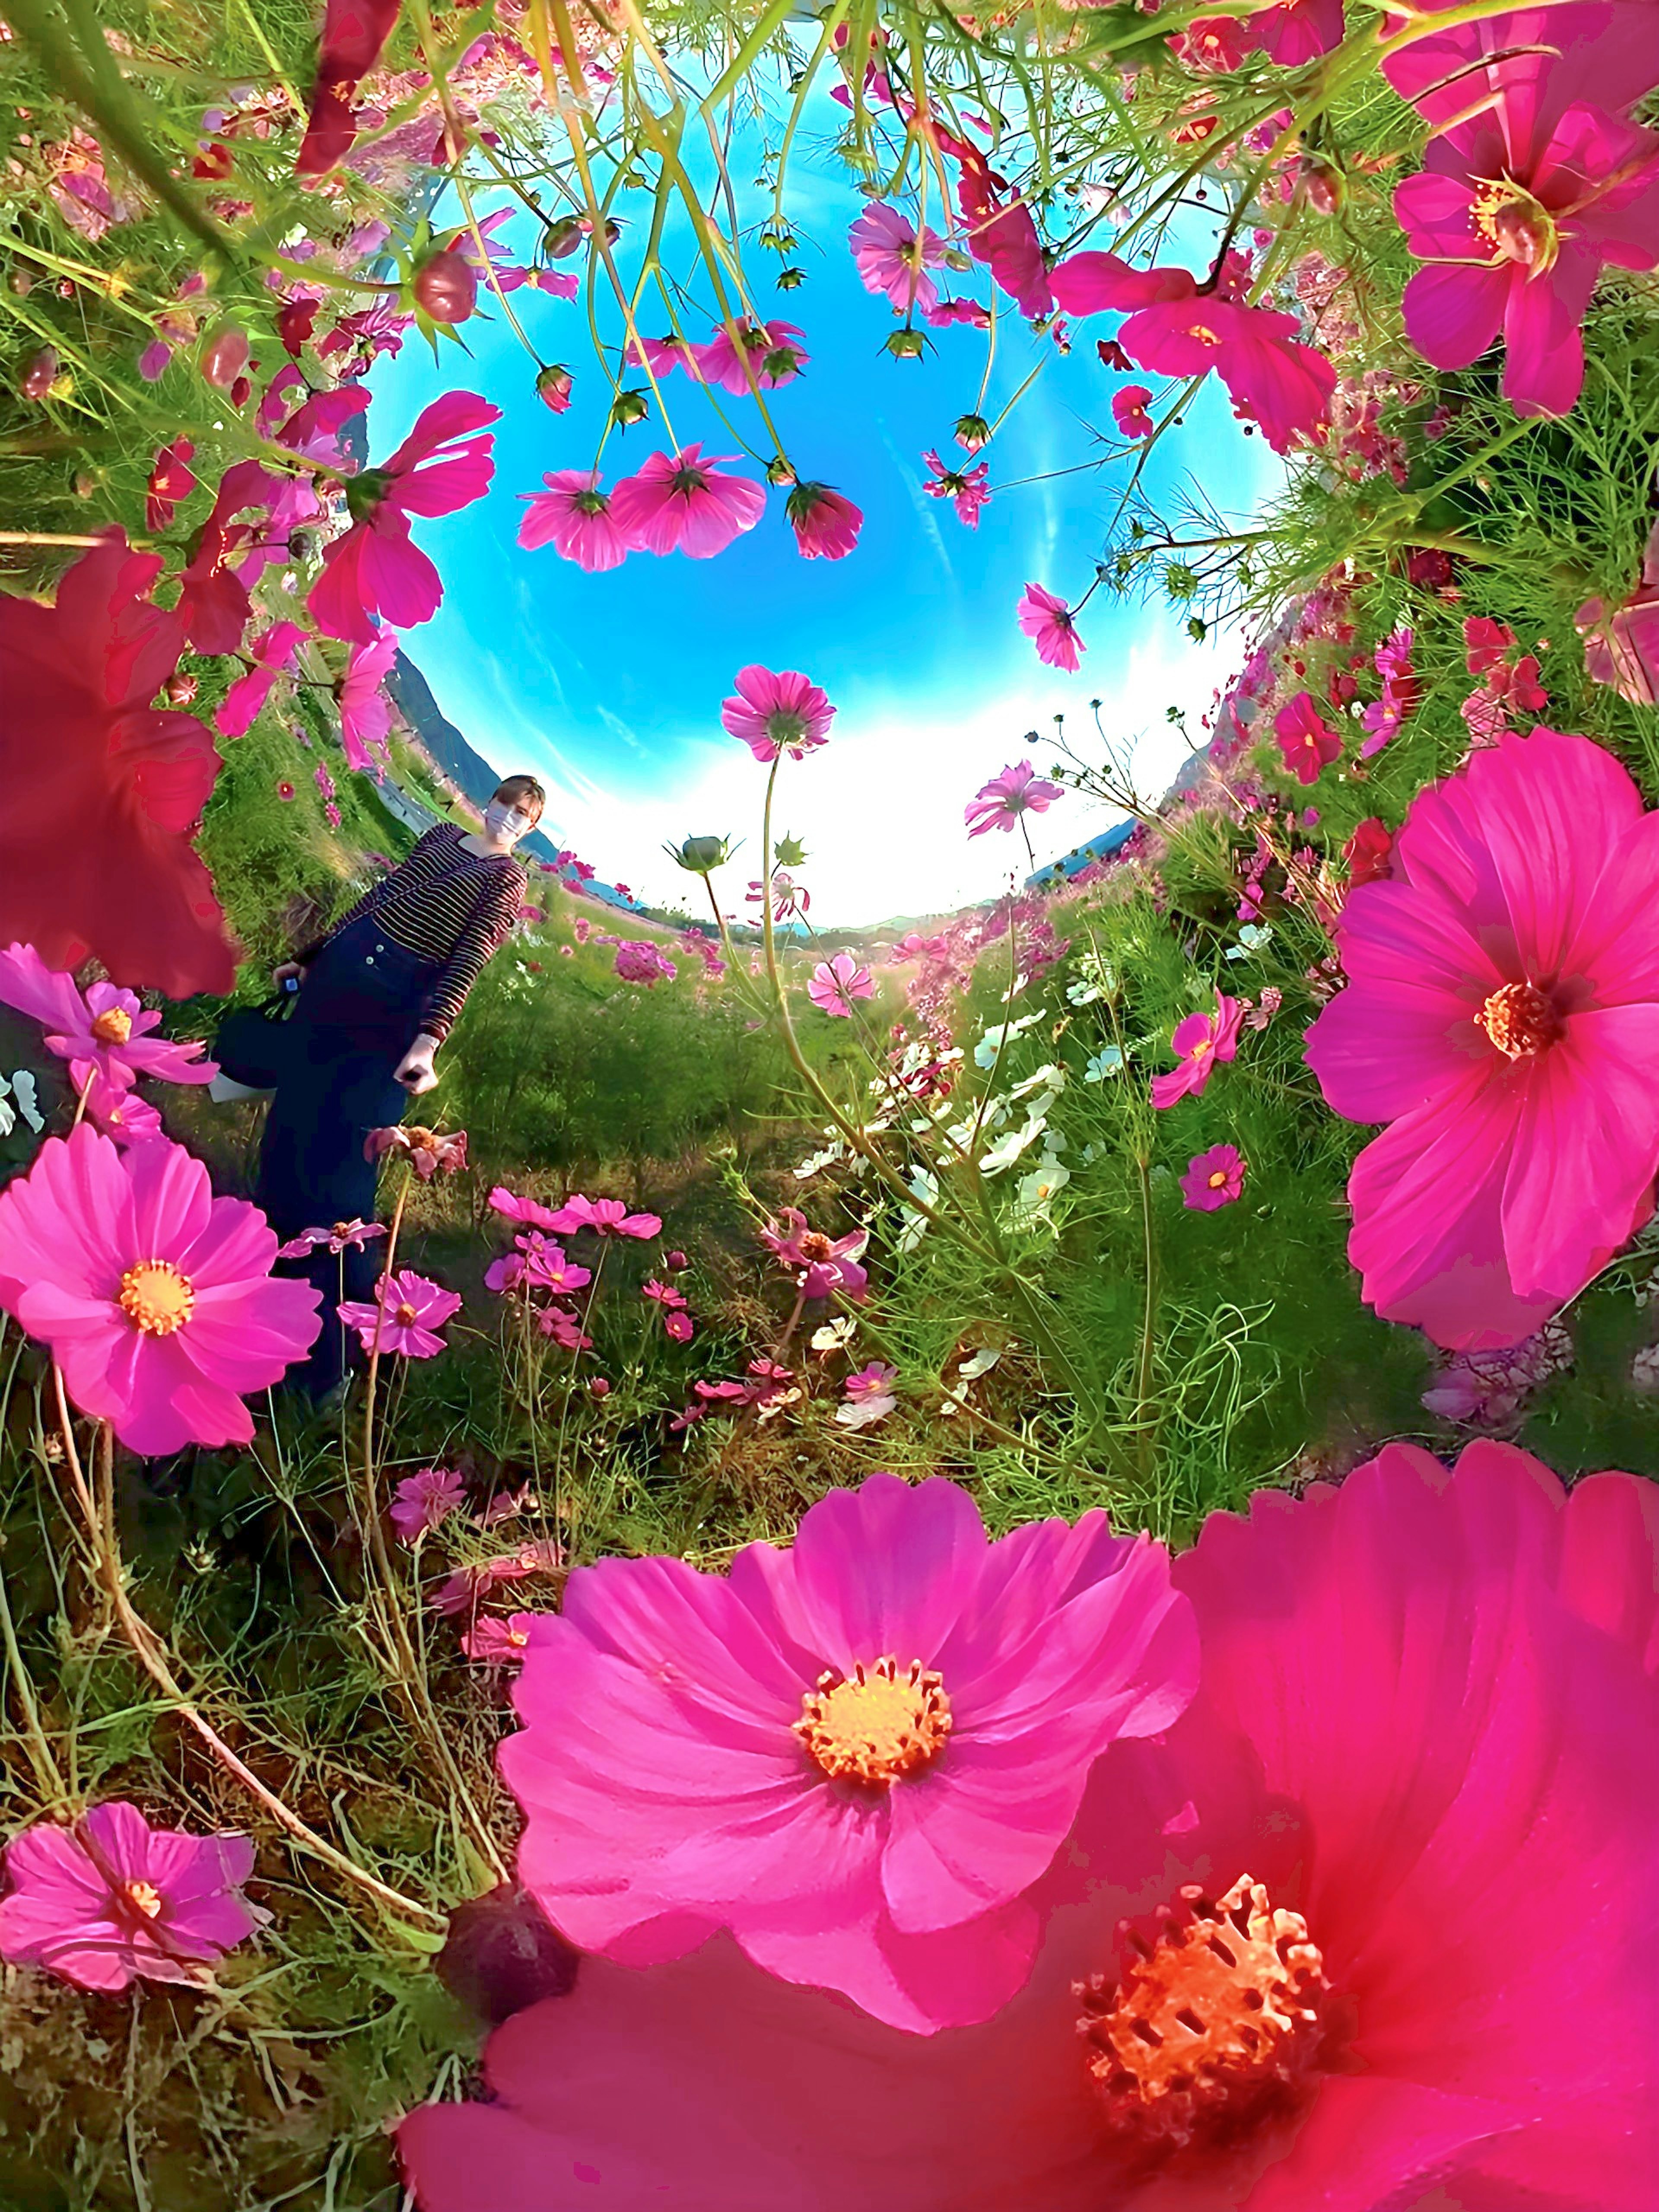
xmin=1 ymin=2 xmax=1658 ymax=2206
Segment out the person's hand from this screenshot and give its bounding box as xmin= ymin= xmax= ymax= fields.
xmin=272 ymin=960 xmax=305 ymax=989
xmin=395 ymin=1035 xmax=441 ymax=1095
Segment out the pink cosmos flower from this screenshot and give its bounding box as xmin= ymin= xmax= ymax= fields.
xmin=489 ymin=1186 xmax=566 ymax=1233
xmin=1180 ymin=1142 xmax=1247 ymax=1211
xmin=663 ymin=1307 xmax=695 ymax=1344
xmin=642 ymin=1276 xmax=687 ymax=1309
xmin=623 ymin=331 xmax=704 ymax=381
xmin=217 ymin=620 xmax=308 ymax=740
xmin=964 ymin=760 xmax=1064 ymax=839
xmin=922 ymin=450 xmax=991 ymax=527
xmin=538 ymin=1307 xmax=593 ymax=1351
xmin=1176 ymin=0 xmax=1343 ymax=70
xmin=849 ymin=202 xmax=946 ymax=315
xmin=1017 ymin=582 xmax=1085 ymax=671
xmin=945 ymin=135 xmax=1054 ymax=318
xmin=1307 ymin=728 xmax=1659 ymax=1350
xmin=1150 ymin=991 xmax=1245 ymax=1109
xmin=296 ymin=0 xmax=400 ymax=175
xmin=0 ymin=1802 xmax=267 ymax=1993
xmin=401 ymin=1438 xmax=1659 ymax=2212
xmin=1393 ymin=78 xmax=1659 ymax=418
xmin=486 ymin=1472 xmax=1196 ymax=2032
xmin=1576 ymin=516 xmax=1659 ymax=704
xmin=836 ymin=1359 xmax=899 ymax=1429
xmin=760 ymin=1208 xmax=870 ymax=1302
xmin=335 ymin=1267 xmax=463 ymax=1359
xmin=785 ymin=480 xmax=864 ymax=561
xmin=1051 ymin=255 xmax=1336 ymax=453
xmin=0 ymin=942 xmax=216 ymax=1099
xmin=808 ymin=951 xmax=875 ymax=1017
xmin=516 ymin=470 xmax=636 ymax=572
xmin=721 ymin=664 xmax=836 ymax=763
xmin=607 ymin=445 xmax=766 ymax=560
xmin=1110 ymin=383 xmax=1155 ymax=439
xmin=1359 ymin=623 xmax=1418 ymax=755
xmin=145 ymin=438 xmax=196 ymax=532
xmin=0 ymin=1126 xmax=321 ymax=1454
xmin=1344 ymin=816 xmax=1394 ymax=887
xmin=308 ymin=391 xmax=502 ymax=645
xmin=365 ymin=1123 xmax=468 ymax=1181
xmin=543 ymin=1192 xmax=663 ymax=1239
xmin=694 ymin=318 xmax=809 ymax=394
xmin=275 ymin=1217 xmax=387 ymax=1259
xmin=338 ymin=628 xmax=399 ymax=774
xmin=390 ymin=1465 xmax=467 ymax=1542
xmin=463 ymin=1614 xmax=536 ymax=1667
xmin=522 ymin=1243 xmax=592 ymax=1298
xmin=1273 ymin=690 xmax=1343 ymax=785
xmin=613 ymin=940 xmax=677 ymax=986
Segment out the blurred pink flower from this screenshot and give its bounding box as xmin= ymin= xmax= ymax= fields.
xmin=1576 ymin=518 xmax=1659 ymax=704
xmin=1307 ymin=728 xmax=1659 ymax=1350
xmin=694 ymin=318 xmax=809 ymax=393
xmin=613 ymin=940 xmax=677 ymax=986
xmin=0 ymin=941 xmax=216 ymax=1098
xmin=462 ymin=1614 xmax=536 ymax=1667
xmin=145 ymin=438 xmax=196 ymax=532
xmin=0 ymin=1126 xmax=320 ymax=1454
xmin=365 ymin=1124 xmax=468 ymax=1181
xmin=721 ymin=664 xmax=836 ymax=762
xmin=217 ymin=620 xmax=308 ymax=740
xmin=663 ymin=1308 xmax=695 ymax=1343
xmin=785 ymin=481 xmax=863 ymax=560
xmin=808 ymin=951 xmax=874 ymax=1017
xmin=490 ymin=1472 xmax=1195 ymax=2031
xmin=337 ymin=628 xmax=399 ymax=774
xmin=0 ymin=1802 xmax=267 ymax=1993
xmin=1177 ymin=0 xmax=1343 ymax=69
xmin=945 ymin=134 xmax=1053 ymax=317
xmin=1111 ymin=383 xmax=1155 ymax=439
xmin=1180 ymin=1142 xmax=1247 ymax=1211
xmin=922 ymin=450 xmax=991 ymax=527
xmin=1274 ymin=690 xmax=1344 ymax=785
xmin=1150 ymin=992 xmax=1245 ymax=1109
xmin=623 ymin=331 xmax=704 ymax=380
xmin=516 ymin=470 xmax=636 ymax=572
xmin=1394 ymin=77 xmax=1659 ymax=417
xmin=608 ymin=445 xmax=766 ymax=559
xmin=642 ymin=1276 xmax=686 ymax=1309
xmin=964 ymin=760 xmax=1063 ymax=838
xmin=308 ymin=391 xmax=501 ymax=644
xmin=296 ymin=0 xmax=401 ymax=176
xmin=1017 ymin=582 xmax=1085 ymax=671
xmin=335 ymin=1267 xmax=463 ymax=1359
xmin=544 ymin=1193 xmax=662 ymax=1239
xmin=390 ymin=1465 xmax=467 ymax=1541
xmin=848 ymin=201 xmax=945 ymax=314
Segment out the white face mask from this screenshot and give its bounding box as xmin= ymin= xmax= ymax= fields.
xmin=485 ymin=802 xmax=531 ymax=842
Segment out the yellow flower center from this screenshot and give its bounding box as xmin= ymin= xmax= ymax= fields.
xmin=795 ymin=1657 xmax=952 ymax=1787
xmin=1186 ymin=322 xmax=1223 ymax=347
xmin=1191 ymin=1037 xmax=1213 ymax=1059
xmin=1476 ymin=980 xmax=1561 ymax=1060
xmin=1471 ymin=178 xmax=1560 ymax=276
xmin=90 ymin=1007 xmax=133 ymax=1046
xmin=1078 ymin=1875 xmax=1332 ymax=2153
xmin=1208 ymin=1170 xmax=1228 ymax=1189
xmin=121 ymin=1879 xmax=164 ymax=1920
xmin=395 ymin=1301 xmax=419 ymax=1327
xmin=118 ymin=1260 xmax=194 ymax=1336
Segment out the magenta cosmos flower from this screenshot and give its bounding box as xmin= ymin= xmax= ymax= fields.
xmin=849 ymin=201 xmax=947 ymax=314
xmin=544 ymin=1192 xmax=662 ymax=1239
xmin=1307 ymin=728 xmax=1659 ymax=1350
xmin=336 ymin=1267 xmax=463 ymax=1359
xmin=613 ymin=939 xmax=677 ymax=986
xmin=1273 ymin=690 xmax=1343 ymax=785
xmin=400 ymin=1440 xmax=1659 ymax=2212
xmin=1176 ymin=0 xmax=1343 ymax=69
xmin=964 ymin=760 xmax=1063 ymax=839
xmin=608 ymin=445 xmax=766 ymax=560
xmin=1393 ymin=73 xmax=1659 ymax=417
xmin=836 ymin=1359 xmax=899 ymax=1429
xmin=337 ymin=627 xmax=399 ymax=775
xmin=217 ymin=619 xmax=308 ymax=741
xmin=762 ymin=1206 xmax=869 ymax=1301
xmin=490 ymin=1472 xmax=1197 ymax=2032
xmin=1181 ymin=1142 xmax=1247 ymax=1211
xmin=0 ymin=1127 xmax=321 ymax=1454
xmin=1111 ymin=383 xmax=1155 ymax=439
xmin=785 ymin=481 xmax=863 ymax=560
xmin=390 ymin=1465 xmax=467 ymax=1541
xmin=0 ymin=941 xmax=216 ymax=1100
xmin=517 ymin=470 xmax=636 ymax=573
xmin=922 ymin=450 xmax=991 ymax=528
xmin=308 ymin=391 xmax=501 ymax=645
xmin=694 ymin=318 xmax=809 ymax=394
xmin=808 ymin=951 xmax=874 ymax=1017
xmin=1151 ymin=991 xmax=1245 ymax=1108
xmin=1017 ymin=582 xmax=1085 ymax=671
xmin=1577 ymin=516 xmax=1659 ymax=704
xmin=0 ymin=1802 xmax=268 ymax=1993
xmin=721 ymin=664 xmax=836 ymax=763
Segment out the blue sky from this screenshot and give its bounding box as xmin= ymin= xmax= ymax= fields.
xmin=368 ymin=125 xmax=1278 ymax=925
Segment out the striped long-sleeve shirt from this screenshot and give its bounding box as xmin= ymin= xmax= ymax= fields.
xmin=300 ymin=824 xmax=526 ymax=1043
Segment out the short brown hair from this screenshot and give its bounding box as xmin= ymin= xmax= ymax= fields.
xmin=495 ymin=775 xmax=546 ymax=821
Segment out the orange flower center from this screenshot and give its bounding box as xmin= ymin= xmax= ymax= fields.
xmin=1077 ymin=1875 xmax=1332 ymax=2154
xmin=1190 ymin=1037 xmax=1213 ymax=1059
xmin=795 ymin=1657 xmax=952 ymax=1787
xmin=396 ymin=1302 xmax=419 ymax=1327
xmin=1208 ymin=1170 xmax=1228 ymax=1189
xmin=1471 ymin=178 xmax=1559 ymax=276
xmin=798 ymin=1232 xmax=835 ymax=1262
xmin=1476 ymin=980 xmax=1561 ymax=1060
xmin=1186 ymin=322 xmax=1223 ymax=347
xmin=118 ymin=1260 xmax=194 ymax=1336
xmin=90 ymin=1007 xmax=133 ymax=1046
xmin=121 ymin=1878 xmax=165 ymax=1920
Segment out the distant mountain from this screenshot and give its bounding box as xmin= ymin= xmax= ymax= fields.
xmin=385 ymin=652 xmax=561 ymax=869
